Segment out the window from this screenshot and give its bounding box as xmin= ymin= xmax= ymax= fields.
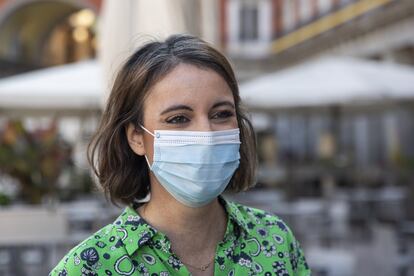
xmin=226 ymin=0 xmax=272 ymax=57
xmin=239 ymin=4 xmax=259 ymax=41
xmin=317 ymin=0 xmax=332 ymax=15
xmin=282 ymin=0 xmax=295 ymax=32
xmin=299 ymin=0 xmax=313 ymax=23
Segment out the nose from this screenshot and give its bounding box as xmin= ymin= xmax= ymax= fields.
xmin=194 ymin=117 xmax=214 ymax=132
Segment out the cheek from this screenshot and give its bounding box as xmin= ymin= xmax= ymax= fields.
xmin=233 ymin=117 xmax=240 ymax=128
xmin=143 ymin=135 xmax=155 ymax=161
xmin=231 ymin=115 xmax=240 ymax=128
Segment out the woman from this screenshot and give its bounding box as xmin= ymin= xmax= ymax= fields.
xmin=51 ymin=34 xmax=310 ymax=276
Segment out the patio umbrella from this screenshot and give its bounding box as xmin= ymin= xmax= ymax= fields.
xmin=0 ymin=60 xmax=102 ymax=116
xmin=239 ymin=56 xmax=414 ymax=111
xmin=99 ymin=0 xmax=187 ymax=102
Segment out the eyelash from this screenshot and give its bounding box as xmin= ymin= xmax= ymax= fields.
xmin=166 ymin=115 xmax=190 ymax=124
xmin=165 ymin=110 xmax=235 ymax=124
xmin=211 ymin=110 xmax=235 ymax=120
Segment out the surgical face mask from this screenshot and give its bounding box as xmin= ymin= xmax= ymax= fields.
xmin=140 ymin=125 xmax=241 ymax=208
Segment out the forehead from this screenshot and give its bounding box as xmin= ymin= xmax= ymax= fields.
xmin=144 ymin=63 xmax=234 ymax=111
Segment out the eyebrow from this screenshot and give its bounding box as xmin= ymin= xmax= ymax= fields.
xmin=160 ymin=101 xmax=235 ymax=116
xmin=160 ymin=104 xmax=193 ymax=115
xmin=211 ymin=101 xmax=235 ymax=109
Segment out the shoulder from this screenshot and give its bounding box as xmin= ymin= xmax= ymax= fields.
xmin=49 ymin=223 xmax=122 ymax=276
xmin=226 ymin=200 xmax=311 ymax=275
xmin=227 ymin=200 xmax=292 ymax=237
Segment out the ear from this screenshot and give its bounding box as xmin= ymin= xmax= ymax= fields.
xmin=126 ymin=123 xmax=146 ymax=156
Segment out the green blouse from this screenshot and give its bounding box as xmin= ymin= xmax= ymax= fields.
xmin=50 ymin=196 xmax=311 ymax=275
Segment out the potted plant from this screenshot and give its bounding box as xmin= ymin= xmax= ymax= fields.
xmin=0 ymin=119 xmax=74 ymax=204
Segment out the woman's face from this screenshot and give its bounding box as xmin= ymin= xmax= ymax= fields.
xmin=127 ymin=63 xmax=238 ymax=163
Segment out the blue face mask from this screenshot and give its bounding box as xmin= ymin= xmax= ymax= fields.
xmin=140 ymin=126 xmax=241 ymax=208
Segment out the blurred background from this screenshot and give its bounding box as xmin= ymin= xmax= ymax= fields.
xmin=0 ymin=0 xmax=413 ymax=275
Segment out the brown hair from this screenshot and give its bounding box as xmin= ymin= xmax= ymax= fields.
xmin=88 ymin=34 xmax=257 ymax=206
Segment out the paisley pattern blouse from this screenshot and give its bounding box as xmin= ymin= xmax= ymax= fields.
xmin=50 ymin=196 xmax=311 ymax=275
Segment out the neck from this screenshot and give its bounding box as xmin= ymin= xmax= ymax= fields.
xmin=137 ymin=180 xmax=228 ymax=254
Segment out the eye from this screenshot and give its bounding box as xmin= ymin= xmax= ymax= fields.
xmin=166 ymin=115 xmax=190 ymax=124
xmin=211 ymin=110 xmax=235 ymax=120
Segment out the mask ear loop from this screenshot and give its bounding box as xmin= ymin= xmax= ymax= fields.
xmin=139 ymin=124 xmax=155 ymax=168
xmin=139 ymin=124 xmax=155 ymax=137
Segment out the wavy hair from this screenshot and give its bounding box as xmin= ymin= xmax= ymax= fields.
xmin=88 ymin=34 xmax=257 ymax=206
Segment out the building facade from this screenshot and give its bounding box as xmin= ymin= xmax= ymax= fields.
xmin=217 ymin=0 xmax=414 ymax=78
xmin=0 ymin=0 xmax=101 ymax=77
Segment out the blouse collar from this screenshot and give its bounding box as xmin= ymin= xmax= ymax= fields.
xmin=113 ymin=195 xmax=251 ymax=256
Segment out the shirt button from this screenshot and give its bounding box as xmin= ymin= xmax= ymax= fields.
xmin=156 ymin=133 xmax=160 ymax=138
